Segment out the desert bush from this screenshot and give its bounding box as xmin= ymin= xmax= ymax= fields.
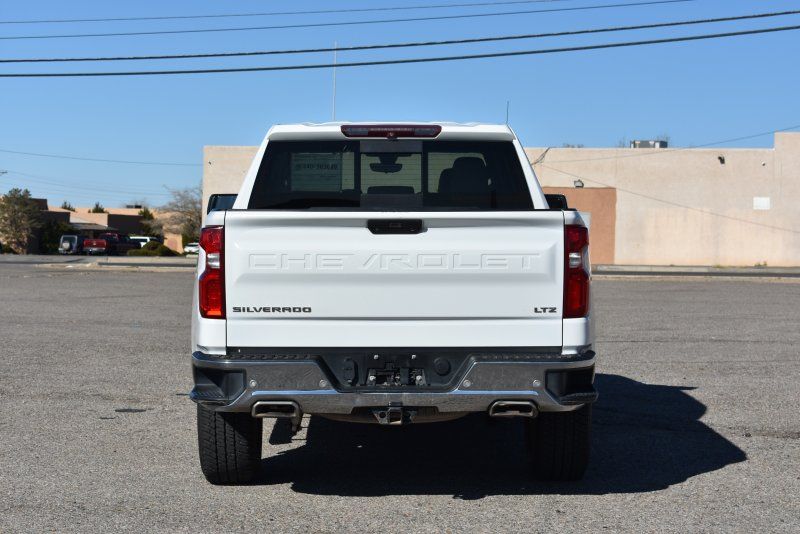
xmin=127 ymin=243 xmax=177 ymax=256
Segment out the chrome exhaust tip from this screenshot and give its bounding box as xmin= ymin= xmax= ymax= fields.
xmin=488 ymin=400 xmax=538 ymax=418
xmin=251 ymin=401 xmax=302 ymax=431
xmin=251 ymin=400 xmax=300 ymax=418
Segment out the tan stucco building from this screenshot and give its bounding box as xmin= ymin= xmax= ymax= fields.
xmin=202 ymin=132 xmax=800 ymax=267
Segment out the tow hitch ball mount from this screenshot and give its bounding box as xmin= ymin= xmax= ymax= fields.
xmin=372 ymin=404 xmax=417 ymax=425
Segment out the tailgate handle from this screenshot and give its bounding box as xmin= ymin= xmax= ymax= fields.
xmin=367 ymin=219 xmax=423 ymax=235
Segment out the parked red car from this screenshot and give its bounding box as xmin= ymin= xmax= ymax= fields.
xmin=83 ymin=233 xmax=140 ymax=255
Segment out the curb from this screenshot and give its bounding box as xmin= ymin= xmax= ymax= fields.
xmin=593 ymin=265 xmax=800 ymax=278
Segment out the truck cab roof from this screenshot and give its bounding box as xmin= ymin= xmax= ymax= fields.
xmin=265 ymin=122 xmax=516 ymax=142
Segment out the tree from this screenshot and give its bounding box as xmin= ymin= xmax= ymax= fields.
xmin=90 ymin=202 xmax=106 ymax=213
xmin=60 ymin=201 xmax=75 ymax=211
xmin=0 ymin=188 xmax=43 ymax=253
xmin=138 ymin=206 xmax=163 ymax=238
xmin=39 ymin=220 xmax=74 ymax=254
xmin=160 ymin=182 xmax=202 ymax=244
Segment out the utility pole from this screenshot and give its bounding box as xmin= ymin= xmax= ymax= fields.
xmin=505 ymin=101 xmax=510 ymax=125
xmin=332 ymin=41 xmax=337 ymax=122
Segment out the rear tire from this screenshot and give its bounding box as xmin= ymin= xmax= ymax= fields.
xmin=197 ymin=404 xmax=263 ymax=485
xmin=527 ymin=405 xmax=591 ymax=481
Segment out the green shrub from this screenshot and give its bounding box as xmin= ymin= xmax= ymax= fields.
xmin=127 ymin=243 xmax=177 ymax=257
xmin=155 ymin=245 xmax=178 ymax=256
xmin=39 ymin=220 xmax=74 ymax=254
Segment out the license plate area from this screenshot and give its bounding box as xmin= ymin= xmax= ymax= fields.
xmin=320 ymin=349 xmax=472 ymax=392
xmin=366 ymin=366 xmax=427 ymax=387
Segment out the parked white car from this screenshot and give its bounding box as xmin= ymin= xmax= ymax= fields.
xmin=129 ymin=235 xmax=159 ymax=248
xmin=190 ymin=123 xmax=596 ymax=484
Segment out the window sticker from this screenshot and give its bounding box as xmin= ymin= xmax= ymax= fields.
xmin=291 ymin=152 xmax=343 ymax=191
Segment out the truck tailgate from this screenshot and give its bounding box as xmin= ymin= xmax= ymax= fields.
xmin=224 ymin=211 xmax=564 ymax=347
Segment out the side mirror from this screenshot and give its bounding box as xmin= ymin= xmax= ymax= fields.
xmin=544 ymin=193 xmax=570 ymax=211
xmin=207 ymin=194 xmax=238 ymax=214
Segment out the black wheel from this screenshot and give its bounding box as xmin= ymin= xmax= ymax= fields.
xmin=197 ymin=404 xmax=263 ymax=485
xmin=527 ymin=405 xmax=591 ymax=481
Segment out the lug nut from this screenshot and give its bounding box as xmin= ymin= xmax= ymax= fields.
xmin=373 ymin=354 xmax=379 ymax=360
xmin=319 ymin=379 xmax=329 ymax=388
xmin=249 ymin=379 xmax=257 ymax=388
xmin=462 ymin=379 xmax=472 ymax=388
xmin=532 ymin=379 xmax=541 ymax=387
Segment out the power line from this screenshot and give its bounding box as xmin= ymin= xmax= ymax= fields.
xmin=0 ymin=0 xmax=697 ymax=40
xmin=2 ymin=182 xmax=170 ymax=202
xmin=0 ymin=179 xmax=162 ymax=203
xmin=4 ymin=9 xmax=796 ymax=64
xmin=538 ymin=124 xmax=800 ymax=163
xmin=537 ymin=163 xmax=800 ymax=235
xmin=2 ymin=23 xmax=797 ymax=78
xmin=3 ymin=172 xmax=176 ymax=202
xmin=0 ymin=0 xmax=573 ymax=25
xmin=5 ymin=169 xmax=174 ymax=196
xmin=0 ymin=148 xmax=200 ymax=166
xmin=14 ymin=182 xmax=171 ymax=200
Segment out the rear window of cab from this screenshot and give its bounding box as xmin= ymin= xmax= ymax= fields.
xmin=248 ymin=140 xmax=534 ymax=211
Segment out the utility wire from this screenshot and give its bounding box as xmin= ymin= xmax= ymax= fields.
xmin=0 ymin=0 xmax=572 ymax=25
xmin=537 ymin=163 xmax=800 ymax=234
xmin=2 ymin=24 xmax=797 ymax=78
xmin=7 ymin=169 xmax=175 ymax=193
xmin=539 ymin=124 xmax=800 ymax=163
xmin=0 ymin=0 xmax=697 ymax=40
xmin=5 ymin=179 xmax=174 ymax=205
xmin=5 ymin=170 xmax=174 ymax=196
xmin=9 ymin=126 xmax=799 ymax=202
xmin=0 ymin=148 xmax=200 ymax=166
xmin=3 ymin=9 xmax=795 ymax=64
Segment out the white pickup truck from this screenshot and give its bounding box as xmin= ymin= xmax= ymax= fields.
xmin=191 ymin=123 xmax=596 ymax=484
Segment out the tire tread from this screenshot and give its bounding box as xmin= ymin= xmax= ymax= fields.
xmin=197 ymin=405 xmax=262 ymax=484
xmin=528 ymin=405 xmax=591 ymax=481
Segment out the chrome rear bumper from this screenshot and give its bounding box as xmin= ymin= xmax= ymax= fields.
xmin=190 ymin=350 xmax=596 ymax=415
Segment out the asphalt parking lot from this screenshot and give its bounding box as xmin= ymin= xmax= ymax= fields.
xmin=1 ymin=264 xmax=798 ymax=532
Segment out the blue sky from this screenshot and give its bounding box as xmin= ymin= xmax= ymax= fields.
xmin=1 ymin=0 xmax=799 ymax=207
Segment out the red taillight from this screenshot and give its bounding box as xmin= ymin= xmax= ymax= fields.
xmin=340 ymin=124 xmax=442 ymax=138
xmin=564 ymin=225 xmax=590 ymax=318
xmin=199 ymin=226 xmax=225 ymax=319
